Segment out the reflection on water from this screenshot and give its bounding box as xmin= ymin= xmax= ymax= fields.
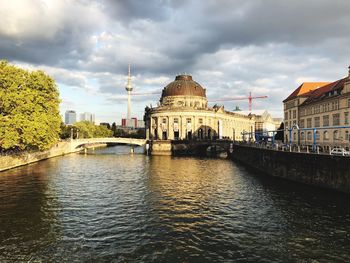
xmin=0 ymin=145 xmax=349 ymax=262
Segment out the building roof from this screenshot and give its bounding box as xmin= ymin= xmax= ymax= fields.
xmin=238 ymin=110 xmax=268 ymax=116
xmin=283 ymin=82 xmax=330 ymax=102
xmin=300 ymin=77 xmax=347 ymax=106
xmin=161 ymin=75 xmax=206 ymax=98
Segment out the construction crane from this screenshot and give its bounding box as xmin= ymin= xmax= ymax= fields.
xmin=209 ymin=92 xmax=268 ymax=111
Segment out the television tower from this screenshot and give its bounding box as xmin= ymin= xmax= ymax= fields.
xmin=125 ymin=64 xmax=133 ymax=120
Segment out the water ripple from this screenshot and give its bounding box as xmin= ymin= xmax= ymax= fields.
xmin=0 ymin=146 xmax=349 ymax=262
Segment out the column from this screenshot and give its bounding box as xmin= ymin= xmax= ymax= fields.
xmin=158 ymin=117 xmax=162 ymax=140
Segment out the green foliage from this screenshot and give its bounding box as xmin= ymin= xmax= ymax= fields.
xmin=0 ymin=60 xmax=61 ymax=152
xmin=71 ymin=121 xmax=113 ymax=138
xmin=59 ymin=122 xmax=72 ymax=139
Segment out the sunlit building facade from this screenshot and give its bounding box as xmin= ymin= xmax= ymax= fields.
xmin=283 ymin=67 xmax=350 ymax=149
xmin=144 ymin=75 xmax=255 ymax=141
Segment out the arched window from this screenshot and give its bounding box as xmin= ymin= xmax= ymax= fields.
xmin=324 ymin=131 xmax=329 ymax=140
xmin=307 ymin=131 xmax=312 ymax=141
xmin=300 ymin=132 xmax=305 ymax=141
xmin=333 ymin=130 xmax=339 ymax=140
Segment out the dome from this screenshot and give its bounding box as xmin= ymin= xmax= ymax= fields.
xmin=161 ymin=75 xmax=206 ymax=98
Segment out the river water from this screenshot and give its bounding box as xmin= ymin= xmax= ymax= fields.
xmin=0 ymin=146 xmax=349 ymax=262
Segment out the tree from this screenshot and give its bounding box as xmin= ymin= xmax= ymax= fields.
xmin=59 ymin=122 xmax=72 ymax=139
xmin=0 ymin=61 xmax=61 ymax=152
xmin=72 ymin=121 xmax=113 ymax=138
xmin=111 ymin=122 xmax=117 ymax=136
xmin=275 ymin=122 xmax=284 ymax=142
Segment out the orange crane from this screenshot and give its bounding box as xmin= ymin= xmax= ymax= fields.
xmin=210 ymin=92 xmax=268 ymax=111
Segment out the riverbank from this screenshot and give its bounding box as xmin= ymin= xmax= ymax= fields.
xmin=0 ymin=141 xmax=82 ymax=172
xmin=229 ymin=143 xmax=350 ymax=193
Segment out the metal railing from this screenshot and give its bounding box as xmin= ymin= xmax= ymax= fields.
xmin=240 ymin=125 xmax=350 ymax=155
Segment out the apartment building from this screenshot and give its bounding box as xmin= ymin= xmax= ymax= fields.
xmin=283 ymin=67 xmax=350 ymax=150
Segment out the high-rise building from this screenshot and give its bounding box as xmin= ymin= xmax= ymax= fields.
xmin=80 ymin=112 xmax=95 ymax=123
xmin=65 ymin=110 xmax=77 ymax=125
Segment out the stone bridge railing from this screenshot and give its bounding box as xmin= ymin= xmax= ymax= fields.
xmin=70 ymin=137 xmax=147 ymax=149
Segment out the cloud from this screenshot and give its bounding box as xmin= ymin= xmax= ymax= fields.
xmin=1 ymin=0 xmax=350 ymax=122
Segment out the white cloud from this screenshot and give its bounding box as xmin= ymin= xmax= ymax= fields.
xmin=2 ymin=0 xmax=350 ymax=122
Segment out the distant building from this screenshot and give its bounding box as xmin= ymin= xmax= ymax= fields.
xmin=100 ymin=122 xmax=111 ymax=129
xmin=65 ymin=110 xmax=77 ymax=125
xmin=283 ymin=66 xmax=350 ymax=150
xmin=121 ymin=117 xmax=144 ymax=128
xmin=80 ymin=112 xmax=95 ymax=123
xmin=238 ymin=110 xmax=278 ymax=137
xmin=137 ymin=120 xmax=145 ymax=128
xmin=144 ymin=74 xmax=255 ymax=140
xmin=273 ymin=118 xmax=283 ymax=129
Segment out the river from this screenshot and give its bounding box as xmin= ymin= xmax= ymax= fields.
xmin=0 ymin=145 xmax=349 ymax=262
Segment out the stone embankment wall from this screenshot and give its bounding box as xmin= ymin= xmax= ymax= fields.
xmin=0 ymin=141 xmax=81 ymax=172
xmin=150 ymin=140 xmax=172 ymax=155
xmin=230 ymin=144 xmax=350 ymax=193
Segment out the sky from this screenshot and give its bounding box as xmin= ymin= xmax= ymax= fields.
xmin=1 ymin=0 xmax=350 ymax=124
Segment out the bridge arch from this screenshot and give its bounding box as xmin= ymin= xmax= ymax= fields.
xmin=70 ymin=138 xmax=146 ymax=149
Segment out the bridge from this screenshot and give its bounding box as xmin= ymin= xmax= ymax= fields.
xmin=70 ymin=137 xmax=147 ymax=149
xmin=151 ymin=139 xmax=233 ymax=156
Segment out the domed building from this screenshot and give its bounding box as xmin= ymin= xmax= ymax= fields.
xmin=144 ymin=74 xmax=255 ymax=141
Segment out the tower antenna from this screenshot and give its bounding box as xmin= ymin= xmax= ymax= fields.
xmin=125 ymin=64 xmax=133 ymax=121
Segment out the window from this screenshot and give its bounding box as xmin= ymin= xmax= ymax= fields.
xmin=316 ymin=131 xmax=320 ymax=141
xmin=323 ymin=115 xmax=329 ymax=127
xmin=315 ymin=105 xmax=320 ymax=114
xmin=324 ymin=131 xmax=329 ymax=140
xmin=345 ymin=112 xmax=349 ymax=125
xmin=333 ymin=113 xmax=340 ymax=126
xmin=285 ymin=111 xmax=288 ymax=120
xmin=307 ymin=118 xmax=312 ymax=128
xmin=306 ymin=107 xmax=312 ymax=115
xmin=333 ymin=130 xmax=339 ymax=140
xmin=299 ymin=119 xmax=305 ymax=128
xmin=198 ymin=118 xmax=203 ymax=124
xmin=300 ymin=132 xmax=305 ymax=141
xmin=335 ymin=100 xmax=339 ymax=110
xmin=346 ymin=131 xmax=349 ymax=141
xmin=293 ymin=110 xmax=296 ymax=119
xmin=314 ymin=117 xmax=320 ymax=127
xmin=307 ymin=131 xmax=312 ymax=141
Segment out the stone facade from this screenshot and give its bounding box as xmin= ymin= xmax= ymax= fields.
xmin=283 ymin=67 xmax=350 ymax=150
xmin=230 ymin=143 xmax=350 ymax=193
xmin=144 ymin=75 xmax=255 ymax=141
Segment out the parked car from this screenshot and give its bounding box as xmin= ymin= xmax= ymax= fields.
xmin=330 ymin=147 xmax=350 ymax=156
